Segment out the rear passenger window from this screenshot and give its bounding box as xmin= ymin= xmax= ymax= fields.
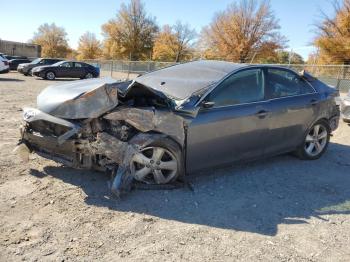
xmin=208 ymin=69 xmax=264 ymax=107
xmin=267 ymin=69 xmax=314 ymax=99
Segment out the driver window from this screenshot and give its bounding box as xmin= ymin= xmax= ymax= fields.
xmin=207 ymin=69 xmax=264 ymax=107
xmin=60 ymin=62 xmax=73 ymax=67
xmin=267 ymin=69 xmax=314 ymax=98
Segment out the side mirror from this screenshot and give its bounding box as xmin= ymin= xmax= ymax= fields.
xmin=201 ymin=101 xmax=215 ymax=109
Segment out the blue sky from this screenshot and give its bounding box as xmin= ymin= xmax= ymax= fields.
xmin=0 ymin=0 xmax=334 ymax=59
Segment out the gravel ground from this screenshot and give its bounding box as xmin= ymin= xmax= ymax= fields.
xmin=0 ymin=72 xmax=350 ymax=262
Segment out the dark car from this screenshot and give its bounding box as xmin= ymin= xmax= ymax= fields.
xmin=17 ymin=58 xmax=62 ymax=76
xmin=9 ymin=58 xmax=31 ymax=70
xmin=5 ymin=55 xmax=27 ymax=60
xmin=31 ymin=61 xmax=100 ymax=80
xmin=16 ymin=61 xmax=340 ymax=196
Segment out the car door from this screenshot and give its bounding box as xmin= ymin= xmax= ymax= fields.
xmin=186 ymin=68 xmax=270 ymax=173
xmin=73 ymin=62 xmax=86 ymax=78
xmin=57 ymin=62 xmax=73 ymax=77
xmin=263 ymin=67 xmax=320 ymax=155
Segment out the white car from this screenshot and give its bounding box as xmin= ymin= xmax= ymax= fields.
xmin=0 ymin=53 xmax=10 ymax=73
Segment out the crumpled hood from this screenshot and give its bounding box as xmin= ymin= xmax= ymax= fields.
xmin=37 ymin=77 xmax=120 ymax=119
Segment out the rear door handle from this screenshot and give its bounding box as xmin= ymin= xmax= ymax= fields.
xmin=255 ymin=110 xmax=269 ymax=119
xmin=310 ymin=99 xmax=319 ymax=106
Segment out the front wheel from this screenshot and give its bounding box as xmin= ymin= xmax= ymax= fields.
xmin=45 ymin=71 xmax=56 ymax=80
xmin=295 ymin=120 xmax=330 ymax=160
xmin=130 ymin=138 xmax=183 ymax=184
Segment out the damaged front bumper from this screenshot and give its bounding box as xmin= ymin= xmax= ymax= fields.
xmin=17 ymin=107 xmax=184 ymax=196
xmin=19 ymin=107 xmax=83 ymax=167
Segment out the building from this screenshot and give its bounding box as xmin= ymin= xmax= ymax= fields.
xmin=0 ymin=40 xmax=41 ymax=58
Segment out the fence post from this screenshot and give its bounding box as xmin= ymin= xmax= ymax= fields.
xmin=110 ymin=61 xmax=113 ymax=77
xmin=336 ymin=65 xmax=343 ymax=90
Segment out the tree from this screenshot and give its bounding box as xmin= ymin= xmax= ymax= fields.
xmin=153 ymin=22 xmax=197 ymax=62
xmin=258 ymin=50 xmax=304 ymax=64
xmin=102 ymin=0 xmax=158 ymax=60
xmin=314 ymin=0 xmax=350 ymax=64
xmin=31 ymin=23 xmax=71 ymax=58
xmin=200 ymin=0 xmax=286 ymax=62
xmin=77 ymin=32 xmax=102 ymax=60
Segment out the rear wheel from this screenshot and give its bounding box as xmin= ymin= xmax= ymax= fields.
xmin=295 ymin=120 xmax=330 ymax=160
xmin=130 ymin=138 xmax=183 ymax=184
xmin=45 ymin=71 xmax=55 ymax=80
xmin=85 ymin=72 xmax=93 ymax=79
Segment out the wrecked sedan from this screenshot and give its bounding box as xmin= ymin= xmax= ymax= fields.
xmin=17 ymin=61 xmax=340 ymax=195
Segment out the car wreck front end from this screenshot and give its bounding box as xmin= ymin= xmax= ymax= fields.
xmin=16 ymin=77 xmax=191 ymax=196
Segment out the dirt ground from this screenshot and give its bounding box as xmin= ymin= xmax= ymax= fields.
xmin=0 ymin=72 xmax=350 ymax=262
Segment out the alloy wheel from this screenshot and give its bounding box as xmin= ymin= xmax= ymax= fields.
xmin=304 ymin=124 xmax=328 ymax=157
xmin=130 ymin=147 xmax=178 ymax=184
xmin=85 ymin=73 xmax=93 ymax=79
xmin=46 ymin=72 xmax=55 ymax=80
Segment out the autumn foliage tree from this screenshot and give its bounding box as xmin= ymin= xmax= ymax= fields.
xmin=102 ymin=0 xmax=158 ymax=60
xmin=153 ymin=22 xmax=197 ymax=62
xmin=77 ymin=32 xmax=102 ymax=60
xmin=314 ymin=0 xmax=350 ymax=64
xmin=31 ymin=23 xmax=71 ymax=58
xmin=200 ymin=0 xmax=286 ymax=62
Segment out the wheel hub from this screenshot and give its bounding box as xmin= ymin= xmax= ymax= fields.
xmin=304 ymin=124 xmax=328 ymax=157
xmin=130 ymin=146 xmax=178 ymax=184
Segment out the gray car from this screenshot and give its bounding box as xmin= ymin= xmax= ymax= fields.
xmin=16 ymin=61 xmax=340 ymax=195
xmin=17 ymin=58 xmax=62 ymax=76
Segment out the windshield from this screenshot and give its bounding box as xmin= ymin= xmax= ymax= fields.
xmin=30 ymin=58 xmax=41 ymax=64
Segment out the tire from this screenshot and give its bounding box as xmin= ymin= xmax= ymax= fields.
xmin=85 ymin=72 xmax=93 ymax=79
xmin=295 ymin=120 xmax=330 ymax=160
xmin=130 ymin=137 xmax=184 ymax=184
xmin=45 ymin=71 xmax=56 ymax=80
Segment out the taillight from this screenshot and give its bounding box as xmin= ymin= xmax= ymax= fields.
xmin=4 ymin=61 xmax=9 ymax=66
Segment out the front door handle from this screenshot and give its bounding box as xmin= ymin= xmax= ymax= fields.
xmin=255 ymin=110 xmax=269 ymax=119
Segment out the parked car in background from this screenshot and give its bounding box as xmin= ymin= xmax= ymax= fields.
xmin=0 ymin=54 xmax=9 ymax=73
xmin=4 ymin=55 xmax=28 ymax=60
xmin=31 ymin=61 xmax=100 ymax=80
xmin=17 ymin=61 xmax=340 ymax=195
xmin=9 ymin=58 xmax=32 ymax=70
xmin=340 ymin=90 xmax=350 ymax=123
xmin=17 ymin=58 xmax=62 ymax=76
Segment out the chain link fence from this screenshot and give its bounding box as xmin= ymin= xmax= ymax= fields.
xmin=81 ymin=60 xmax=350 ymax=93
xmin=82 ymin=59 xmax=177 ymax=80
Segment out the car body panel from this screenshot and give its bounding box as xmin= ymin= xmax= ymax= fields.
xmin=37 ymin=77 xmax=119 ymax=119
xmin=186 ymin=101 xmax=269 ymax=172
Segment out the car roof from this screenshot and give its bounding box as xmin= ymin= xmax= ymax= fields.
xmin=135 ymin=60 xmax=246 ymax=100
